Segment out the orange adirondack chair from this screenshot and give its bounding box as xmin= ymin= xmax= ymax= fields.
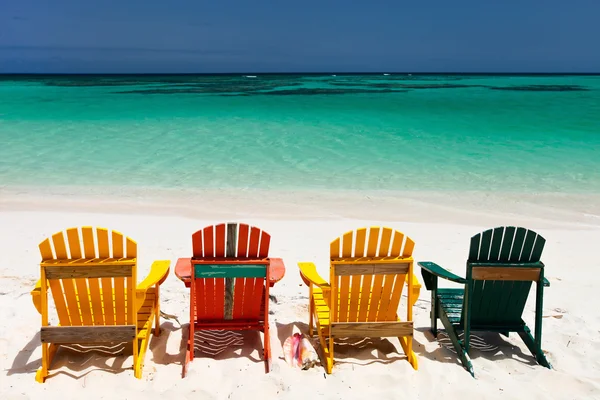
xmin=183 ymin=223 xmax=273 ymax=377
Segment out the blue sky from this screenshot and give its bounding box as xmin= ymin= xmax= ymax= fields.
xmin=1 ymin=0 xmax=599 ymax=73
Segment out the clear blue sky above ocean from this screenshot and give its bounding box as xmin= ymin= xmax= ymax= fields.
xmin=1 ymin=0 xmax=599 ymax=73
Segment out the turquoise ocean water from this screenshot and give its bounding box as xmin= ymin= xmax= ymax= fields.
xmin=1 ymin=74 xmax=599 ymax=194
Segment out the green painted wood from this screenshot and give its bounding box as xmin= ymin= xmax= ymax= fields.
xmin=521 ymin=230 xmax=537 ymax=262
xmin=530 ymin=235 xmax=546 ymax=262
xmin=478 ymin=228 xmax=493 ymax=261
xmin=509 ymin=227 xmax=527 ymax=261
xmin=468 ymin=233 xmax=481 ymax=260
xmin=489 ymin=227 xmax=504 ymax=261
xmin=499 ymin=226 xmax=516 ymax=261
xmin=224 ymin=223 xmax=238 ymax=320
xmin=194 ymin=264 xmax=267 ymax=278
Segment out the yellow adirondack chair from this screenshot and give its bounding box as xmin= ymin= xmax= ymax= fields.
xmin=298 ymin=226 xmax=421 ymax=373
xmin=30 ymin=226 xmax=170 ymax=382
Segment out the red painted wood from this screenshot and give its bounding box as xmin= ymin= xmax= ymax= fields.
xmin=215 ymin=223 xmax=226 ymax=257
xmin=203 ymin=225 xmax=214 ymax=257
xmin=258 ymin=231 xmax=271 ymax=258
xmin=238 ymin=224 xmax=250 ymax=257
xmin=248 ymin=227 xmax=261 ymax=258
xmin=192 ymin=230 xmax=203 ymax=258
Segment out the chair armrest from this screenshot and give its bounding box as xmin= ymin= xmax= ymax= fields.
xmin=31 ymin=279 xmax=42 ymax=314
xmin=136 ymin=260 xmax=170 ymax=307
xmin=418 ymin=261 xmax=467 ymax=290
xmin=543 ymin=277 xmax=550 ymax=287
xmin=298 ymin=262 xmax=330 ymax=289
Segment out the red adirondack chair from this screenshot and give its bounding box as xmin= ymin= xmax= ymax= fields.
xmin=183 ymin=223 xmax=274 ymax=377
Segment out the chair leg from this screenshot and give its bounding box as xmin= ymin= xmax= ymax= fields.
xmin=264 ymin=324 xmax=271 ymax=373
xmin=439 ymin=309 xmax=474 ymax=376
xmin=183 ymin=322 xmax=194 ymax=378
xmin=430 ymin=288 xmax=438 ymax=336
xmin=154 ymin=286 xmax=161 ymax=336
xmin=35 ymin=343 xmax=58 ymax=383
xmin=519 ymin=326 xmax=551 ymax=369
xmin=326 ymin=335 xmax=334 ymax=374
xmin=308 ymin=296 xmax=314 ymax=337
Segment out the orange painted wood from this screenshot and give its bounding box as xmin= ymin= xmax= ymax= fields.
xmin=192 ymin=230 xmax=203 ymax=258
xmin=215 ymin=224 xmax=226 ymax=257
xmin=232 ymin=277 xmax=246 ymax=319
xmin=238 ymin=224 xmax=250 ymax=257
xmin=241 ymin=278 xmax=257 ymax=318
xmin=248 ymin=227 xmax=261 ymax=258
xmin=258 ymin=232 xmax=270 ymax=258
xmin=203 ymin=226 xmax=215 ymax=258
xmin=194 ymin=278 xmax=206 ymax=320
xmin=204 ymin=278 xmax=215 ymax=318
xmin=214 ymin=278 xmax=226 ymax=319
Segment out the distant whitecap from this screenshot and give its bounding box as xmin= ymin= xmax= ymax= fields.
xmin=383 ymin=73 xmax=390 ymax=76
xmin=245 ymin=75 xmax=257 ymax=78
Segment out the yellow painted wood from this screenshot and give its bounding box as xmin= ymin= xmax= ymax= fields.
xmin=341 ymin=231 xmax=353 ymax=258
xmin=112 ymin=231 xmax=124 ymax=258
xmin=97 ymin=228 xmax=110 ymax=258
xmin=48 ymin=279 xmax=70 ymax=325
xmin=126 ymin=237 xmax=137 ymax=258
xmin=61 ymin=278 xmax=82 ymax=326
xmin=386 ymin=274 xmax=406 ymax=320
xmin=52 ymin=232 xmax=68 ymax=259
xmin=82 ymin=227 xmax=96 ymax=258
xmin=338 ymin=275 xmax=350 ymax=322
xmin=75 ymin=278 xmax=93 ymax=325
xmin=354 ymin=227 xmax=367 ymax=258
xmin=114 ymin=277 xmax=126 ymax=325
xmin=357 ymin=275 xmax=372 ymax=321
xmin=348 ymin=275 xmax=361 ymax=322
xmin=367 ymin=275 xmax=384 ymax=321
xmin=102 ymin=277 xmax=115 ymax=325
xmin=366 ymin=227 xmax=380 ymax=257
xmin=402 ymin=237 xmax=415 ymax=257
xmin=390 ymin=231 xmax=404 ymax=257
xmin=330 ymin=237 xmax=340 ymax=258
xmin=379 ymin=227 xmax=393 ymax=257
xmin=66 ymin=228 xmax=82 ymax=259
xmin=376 ymin=275 xmax=396 ymax=321
xmin=39 ymin=239 xmax=54 ymax=261
xmin=88 ymin=278 xmax=105 ymax=325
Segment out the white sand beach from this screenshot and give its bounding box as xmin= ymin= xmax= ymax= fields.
xmin=1 ymin=190 xmax=599 ymax=399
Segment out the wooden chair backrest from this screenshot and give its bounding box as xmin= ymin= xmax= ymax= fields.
xmin=191 ymin=223 xmax=271 ymax=321
xmin=329 ymin=227 xmax=415 ymax=324
xmin=38 ymin=227 xmax=137 ymax=343
xmin=465 ymin=226 xmax=546 ymax=326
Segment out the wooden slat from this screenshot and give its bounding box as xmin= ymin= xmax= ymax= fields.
xmin=215 ymin=224 xmax=226 ymax=257
xmin=354 ymin=228 xmax=367 ymax=258
xmin=386 ymin=274 xmax=406 ymax=320
xmin=45 ymin=264 xmax=133 ymax=279
xmin=52 ymin=232 xmax=68 ymax=259
xmin=472 ymin=267 xmax=541 ymax=281
xmin=213 ymin=277 xmax=225 ymax=320
xmin=237 ymin=224 xmax=249 ymax=257
xmin=241 ymin=278 xmax=255 ymax=318
xmin=330 ymin=237 xmax=340 ymax=258
xmin=330 ymin=321 xmax=413 ymax=337
xmin=82 ymin=227 xmax=96 ymax=258
xmin=390 ymin=231 xmax=404 ymax=257
xmin=357 ymin=274 xmax=372 ymax=321
xmin=402 ymin=237 xmax=415 ymax=257
xmin=521 ymin=230 xmax=538 ymax=262
xmin=49 ymin=280 xmax=71 ymax=325
xmin=204 ymin=278 xmax=216 ymax=317
xmin=39 ymin=238 xmax=54 ymax=261
xmin=126 ymin=237 xmax=137 ymax=258
xmin=41 ymin=259 xmax=136 ymax=267
xmin=88 ymin=279 xmax=105 ymax=325
xmin=126 ymin=277 xmax=134 ymax=325
xmin=74 ymin=278 xmax=93 ymax=325
xmin=112 ymin=230 xmax=124 ymax=259
xmin=376 ymin=275 xmax=396 ymax=321
xmin=258 ymin=231 xmax=270 ymax=258
xmin=192 ymin=229 xmax=203 ymax=258
xmin=194 ymin=264 xmax=267 ymax=278
xmin=335 ymin=263 xmax=409 ymax=276
xmin=499 ymin=226 xmax=516 ymax=261
xmin=489 ymin=227 xmax=504 ymax=261
xmin=348 ymin=275 xmax=361 ymax=322
xmin=249 ymin=277 xmax=264 ymax=318
xmin=232 ymin=277 xmax=246 ymax=319
xmin=226 ymin=223 xmax=238 ymax=257
xmin=195 ymin=278 xmax=207 ymax=319
xmin=367 ymin=275 xmax=384 ymax=321
xmin=114 ymin=277 xmax=126 ymax=325
xmin=530 ymin=234 xmax=546 ymax=262
xmin=225 ymin=223 xmax=238 ymax=320
xmin=102 ymin=277 xmax=115 ymax=325
xmin=378 ymin=228 xmax=392 ymax=257
xmin=337 ymin=275 xmax=350 ymax=322
xmin=61 ymin=278 xmax=82 ymax=326
xmin=248 ymin=227 xmax=261 ymax=258
xmin=97 ymin=228 xmax=110 ymax=258
xmin=510 ymin=228 xmax=527 ymax=261
xmin=66 ymin=228 xmax=82 ymax=259
xmin=41 ymin=325 xmax=136 ymax=344
xmin=479 ymin=228 xmax=493 ymax=261
xmin=366 ymin=227 xmax=380 ymax=257
xmin=341 ymin=231 xmax=353 ymax=258
xmin=469 ymin=231 xmax=482 ymax=260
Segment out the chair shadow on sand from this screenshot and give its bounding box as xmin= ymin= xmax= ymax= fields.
xmin=8 ymin=322 xmax=187 ymax=381
xmin=181 ymin=323 xmax=263 ymax=364
xmin=275 ymin=321 xmax=413 ymax=370
xmin=415 ymin=326 xmax=540 ymax=368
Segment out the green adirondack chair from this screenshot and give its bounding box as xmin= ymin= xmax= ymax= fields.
xmin=418 ymin=226 xmax=552 ymax=376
